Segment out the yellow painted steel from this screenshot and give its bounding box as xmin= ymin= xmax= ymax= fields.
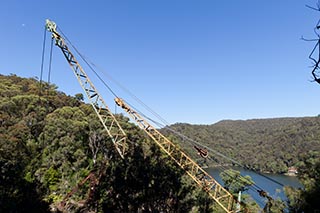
xmin=46 ymin=19 xmax=128 ymax=158
xmin=115 ymin=98 xmax=237 ymax=212
xmin=46 ymin=18 xmax=240 ymax=212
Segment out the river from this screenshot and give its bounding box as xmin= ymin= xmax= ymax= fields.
xmin=206 ymin=167 xmax=303 ymax=208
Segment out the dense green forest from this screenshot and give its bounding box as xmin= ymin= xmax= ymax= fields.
xmin=1 ymin=74 xmax=319 ymax=212
xmin=164 ymin=118 xmax=320 ymax=174
xmin=0 ymin=74 xmax=218 ymax=212
xmin=161 ymin=107 xmax=320 ymax=212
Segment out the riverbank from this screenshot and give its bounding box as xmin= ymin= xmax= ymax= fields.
xmin=206 ymin=163 xmax=299 ymax=177
xmin=206 ymin=167 xmax=302 ymax=208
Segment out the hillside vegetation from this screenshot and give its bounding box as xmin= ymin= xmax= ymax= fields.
xmin=0 ymin=74 xmax=218 ymax=212
xmin=1 ymin=74 xmax=319 ymax=212
xmin=165 ymin=116 xmax=320 ymax=174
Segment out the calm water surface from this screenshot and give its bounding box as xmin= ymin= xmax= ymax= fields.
xmin=207 ymin=167 xmax=303 ymax=208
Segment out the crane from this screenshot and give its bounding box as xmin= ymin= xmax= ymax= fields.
xmin=45 ymin=19 xmax=241 ymax=213
xmin=45 ymin=19 xmax=128 ymax=158
xmin=115 ymin=98 xmax=238 ymax=212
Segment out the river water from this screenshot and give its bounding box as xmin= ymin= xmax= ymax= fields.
xmin=206 ymin=167 xmax=303 ymax=208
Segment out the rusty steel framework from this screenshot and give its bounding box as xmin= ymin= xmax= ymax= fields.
xmin=45 ymin=19 xmax=128 ymax=158
xmin=57 ymin=172 xmax=96 ymax=212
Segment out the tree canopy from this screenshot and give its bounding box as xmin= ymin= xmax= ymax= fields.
xmin=164 ymin=118 xmax=320 ymax=174
xmin=1 ymin=74 xmax=319 ymax=212
xmin=0 ymin=74 xmax=215 ymax=212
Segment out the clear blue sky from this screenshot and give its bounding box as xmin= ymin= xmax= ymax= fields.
xmin=1 ymin=0 xmax=320 ymax=124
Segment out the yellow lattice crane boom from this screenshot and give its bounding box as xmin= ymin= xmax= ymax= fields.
xmin=45 ymin=19 xmax=240 ymax=212
xmin=115 ymin=98 xmax=238 ymax=212
xmin=45 ymin=19 xmax=128 ymax=158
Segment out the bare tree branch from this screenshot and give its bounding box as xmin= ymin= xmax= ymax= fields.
xmin=301 ymin=36 xmax=318 ymax=42
xmin=306 ymin=4 xmax=320 ymax=12
xmin=305 ymin=1 xmax=320 ymax=84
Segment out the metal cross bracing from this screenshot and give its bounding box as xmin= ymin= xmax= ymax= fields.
xmin=115 ymin=98 xmax=237 ymax=212
xmin=45 ymin=19 xmax=128 ymax=158
xmin=46 ymin=18 xmax=242 ymax=213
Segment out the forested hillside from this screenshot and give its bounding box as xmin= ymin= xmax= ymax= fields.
xmin=1 ymin=74 xmax=319 ymax=212
xmin=0 ymin=74 xmax=219 ymax=213
xmin=165 ymin=117 xmax=320 ymax=174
